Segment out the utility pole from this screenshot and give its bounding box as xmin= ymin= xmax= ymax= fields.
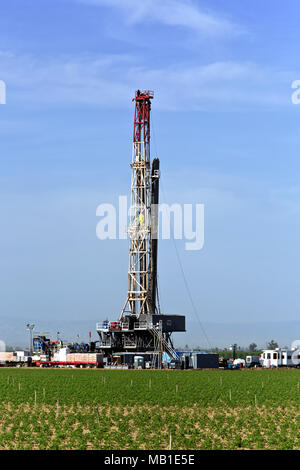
xmin=230 ymin=343 xmax=237 ymax=360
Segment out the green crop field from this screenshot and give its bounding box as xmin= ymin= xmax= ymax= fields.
xmin=0 ymin=368 xmax=299 ymax=450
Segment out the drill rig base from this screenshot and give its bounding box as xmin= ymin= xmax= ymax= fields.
xmin=97 ymin=314 xmax=185 ymax=358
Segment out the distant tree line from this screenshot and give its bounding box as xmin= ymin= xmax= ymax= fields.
xmin=178 ymin=340 xmax=281 ymax=360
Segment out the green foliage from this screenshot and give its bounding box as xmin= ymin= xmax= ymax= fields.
xmin=0 ymin=368 xmax=299 ymax=450
xmin=212 ymin=349 xmax=263 ymax=360
xmin=267 ymin=340 xmax=279 ymax=349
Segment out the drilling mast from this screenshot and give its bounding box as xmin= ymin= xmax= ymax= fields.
xmin=122 ymin=90 xmax=154 ymax=318
xmin=97 ymin=90 xmax=185 ymax=364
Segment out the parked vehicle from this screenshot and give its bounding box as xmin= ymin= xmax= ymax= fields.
xmin=245 ymin=355 xmax=260 ymax=368
xmin=260 ymin=348 xmax=300 ymax=368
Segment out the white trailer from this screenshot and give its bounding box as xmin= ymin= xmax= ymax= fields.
xmin=260 ymin=348 xmax=300 ymax=368
xmin=0 ymin=351 xmax=30 ymax=366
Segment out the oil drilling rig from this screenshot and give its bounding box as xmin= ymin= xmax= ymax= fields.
xmin=97 ymin=90 xmax=185 ymax=363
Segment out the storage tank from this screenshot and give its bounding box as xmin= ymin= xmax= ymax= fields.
xmin=233 ymin=358 xmax=246 ymax=368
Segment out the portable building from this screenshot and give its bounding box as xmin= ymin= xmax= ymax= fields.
xmin=260 ymin=349 xmax=300 ymax=368
xmin=191 ymin=353 xmax=219 ymax=369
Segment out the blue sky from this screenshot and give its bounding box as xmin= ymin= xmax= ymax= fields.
xmin=1 ymin=0 xmax=300 ymax=348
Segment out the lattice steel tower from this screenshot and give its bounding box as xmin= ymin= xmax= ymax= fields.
xmin=120 ymin=90 xmax=155 ymax=318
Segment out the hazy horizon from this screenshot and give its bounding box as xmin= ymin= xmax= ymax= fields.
xmin=2 ymin=316 xmax=299 ymax=352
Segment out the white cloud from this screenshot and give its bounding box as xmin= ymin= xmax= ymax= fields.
xmin=0 ymin=50 xmax=291 ymax=110
xmin=74 ymin=0 xmax=240 ymax=36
